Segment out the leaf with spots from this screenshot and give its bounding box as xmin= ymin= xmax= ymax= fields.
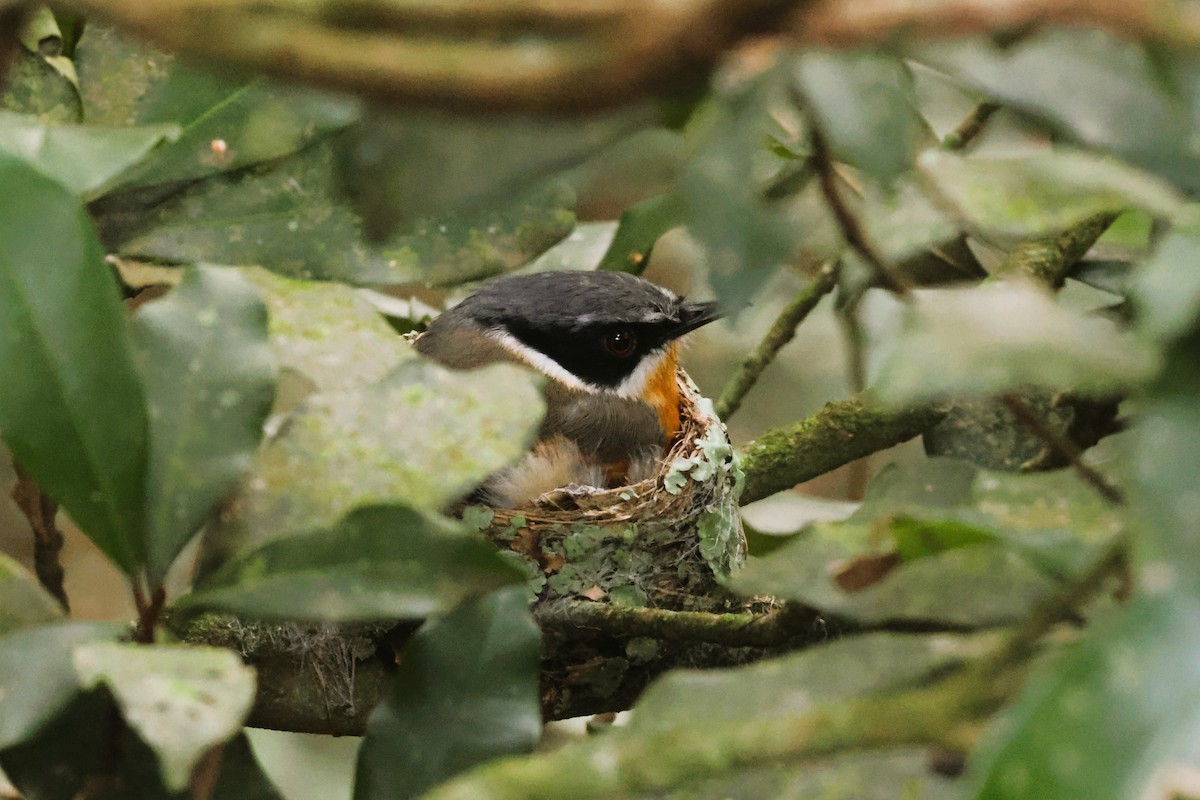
xmin=0 ymin=621 xmax=125 ymax=751
xmin=72 ymin=642 xmax=257 ymax=792
xmin=730 ymin=460 xmax=1123 ymax=626
xmin=179 ymin=505 xmax=527 ymax=622
xmin=917 ymin=148 xmax=1187 ymax=244
xmin=961 ymin=593 xmax=1200 ymax=800
xmin=115 ymin=63 xmax=358 ymax=190
xmin=354 ymin=587 xmax=542 ymax=800
xmin=132 ymin=266 xmax=277 ymax=584
xmin=873 ymin=281 xmax=1159 ymax=407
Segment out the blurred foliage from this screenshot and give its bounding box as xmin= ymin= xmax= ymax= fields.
xmin=1 ymin=5 xmax=1199 ymax=800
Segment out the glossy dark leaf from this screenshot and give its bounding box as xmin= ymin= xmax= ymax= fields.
xmin=180 ymin=505 xmax=527 ymax=622
xmin=354 ymin=587 xmax=541 ymax=799
xmin=117 ymin=64 xmax=358 ymax=189
xmin=0 ymin=155 xmax=148 ymax=572
xmin=132 ymin=266 xmax=276 ymax=583
xmin=335 ymin=105 xmax=650 ymax=241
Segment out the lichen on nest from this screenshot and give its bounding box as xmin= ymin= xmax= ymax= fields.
xmin=467 ymin=372 xmax=746 ymax=612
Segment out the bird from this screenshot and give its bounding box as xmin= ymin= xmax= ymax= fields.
xmin=414 ymin=269 xmax=721 ymax=508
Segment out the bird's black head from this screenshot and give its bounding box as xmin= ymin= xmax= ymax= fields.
xmin=441 ymin=270 xmax=721 ymax=393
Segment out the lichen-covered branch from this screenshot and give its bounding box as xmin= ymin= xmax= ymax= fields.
xmin=715 ymin=263 xmax=839 ymax=421
xmin=738 ymin=398 xmax=947 ymax=505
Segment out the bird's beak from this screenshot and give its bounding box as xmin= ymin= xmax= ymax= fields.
xmin=673 ymin=300 xmax=722 ymax=337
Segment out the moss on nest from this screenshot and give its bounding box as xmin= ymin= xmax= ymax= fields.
xmin=468 ymin=372 xmax=745 ymax=612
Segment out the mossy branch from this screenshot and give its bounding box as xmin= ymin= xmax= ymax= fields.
xmin=993 ymin=211 xmax=1120 ymax=288
xmin=738 ymin=397 xmax=947 ymax=505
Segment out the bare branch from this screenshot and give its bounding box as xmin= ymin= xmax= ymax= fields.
xmin=10 ymin=462 xmax=69 ymax=612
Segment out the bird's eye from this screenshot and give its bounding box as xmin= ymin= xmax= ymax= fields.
xmin=604 ymin=330 xmax=637 ymax=357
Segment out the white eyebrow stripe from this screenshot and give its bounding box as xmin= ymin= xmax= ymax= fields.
xmin=487 ymin=328 xmax=669 ymax=398
xmin=485 ymin=329 xmax=594 ymax=393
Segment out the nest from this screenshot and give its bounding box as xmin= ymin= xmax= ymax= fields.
xmin=467 ymin=371 xmax=745 ymax=613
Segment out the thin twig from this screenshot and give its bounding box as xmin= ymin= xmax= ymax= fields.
xmin=715 ymin=262 xmax=839 ymax=420
xmin=1000 ymin=393 xmax=1125 ymax=505
xmin=10 ymin=462 xmax=70 ymax=611
xmin=808 ymin=126 xmax=911 ymax=295
xmin=941 ymin=100 xmax=1001 ymax=151
xmin=836 ymin=295 xmax=871 ymax=499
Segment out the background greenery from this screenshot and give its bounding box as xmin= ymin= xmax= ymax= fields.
xmin=1 ymin=1 xmax=1198 ymax=799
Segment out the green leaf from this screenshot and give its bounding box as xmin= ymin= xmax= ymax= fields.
xmin=0 ymin=552 xmax=63 ymax=635
xmin=180 ymin=505 xmax=527 ymax=622
xmin=0 ymin=155 xmax=149 ymax=572
xmin=335 ymin=105 xmax=650 ymax=241
xmin=961 ymin=593 xmax=1200 ymax=800
xmin=916 ymin=29 xmax=1200 ymax=194
xmin=354 ymin=587 xmax=541 ymax=799
xmin=216 ymin=358 xmax=543 ymax=554
xmin=632 ymin=632 xmax=988 ymax=735
xmin=597 ymin=192 xmax=687 ymax=273
xmin=1133 ymin=220 xmax=1200 ymax=343
xmin=132 ymin=266 xmax=277 ymax=584
xmin=2 ymin=693 xmax=280 ymax=800
xmin=797 ymin=51 xmax=929 ymax=187
xmin=0 ymin=621 xmax=124 ymax=750
xmin=72 ymin=642 xmax=256 ymax=791
xmin=117 ymin=65 xmax=358 ymax=190
xmin=0 ymin=109 xmax=178 ymax=198
xmin=110 ymin=143 xmax=576 ymax=286
xmin=873 ymin=281 xmax=1159 ymax=406
xmin=730 ymin=460 xmax=1121 ymax=626
xmin=918 ymin=149 xmax=1187 ymax=244
xmin=676 ymin=64 xmax=808 ymax=309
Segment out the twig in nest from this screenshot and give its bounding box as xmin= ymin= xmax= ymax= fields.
xmin=1000 ymin=393 xmax=1125 ymax=505
xmin=10 ymin=462 xmax=69 ymax=611
xmin=715 ymin=261 xmax=840 ymax=420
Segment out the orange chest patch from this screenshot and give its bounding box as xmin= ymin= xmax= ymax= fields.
xmin=645 ymin=344 xmax=682 ymax=445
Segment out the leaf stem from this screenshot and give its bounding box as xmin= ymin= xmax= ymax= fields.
xmin=714 ymin=261 xmax=839 ymax=421
xmin=132 ymin=582 xmax=166 ymax=644
xmin=10 ymin=461 xmax=70 ymax=611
